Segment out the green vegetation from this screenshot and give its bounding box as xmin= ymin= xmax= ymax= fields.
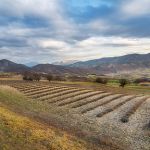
xmin=52 ymin=80 xmax=150 ymax=95
xmin=95 ymin=77 xmax=108 ymax=84
xmin=119 ymin=79 xmax=128 ymax=88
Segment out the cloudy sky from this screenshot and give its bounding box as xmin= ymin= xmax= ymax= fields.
xmin=0 ymin=0 xmax=150 ymax=64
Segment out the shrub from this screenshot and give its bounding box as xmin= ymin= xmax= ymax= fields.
xmin=23 ymin=76 xmax=28 ymax=81
xmin=46 ymin=74 xmax=53 ymax=82
xmin=68 ymin=76 xmax=89 ymax=82
xmin=148 ymin=121 xmax=150 ymax=129
xmin=23 ymin=74 xmax=33 ymax=81
xmin=95 ymin=77 xmax=108 ymax=84
xmin=121 ymin=116 xmax=129 ymax=123
xmin=54 ymin=76 xmax=65 ymax=81
xmin=22 ymin=72 xmax=41 ymax=81
xmin=32 ymin=73 xmax=41 ymax=81
xmin=134 ymin=78 xmax=150 ymax=84
xmin=119 ymin=79 xmax=128 ymax=88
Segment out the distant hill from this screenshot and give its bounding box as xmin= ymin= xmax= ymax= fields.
xmin=0 ymin=53 xmax=150 ymax=76
xmin=69 ymin=53 xmax=150 ymax=74
xmin=52 ymin=60 xmax=78 ymax=66
xmin=0 ymin=59 xmax=91 ymax=75
xmin=0 ymin=59 xmax=30 ymax=73
xmin=32 ymin=64 xmax=90 ymax=75
xmin=25 ymin=62 xmax=38 ymax=67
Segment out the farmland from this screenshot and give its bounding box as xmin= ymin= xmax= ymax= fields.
xmin=0 ymin=80 xmax=150 ymax=150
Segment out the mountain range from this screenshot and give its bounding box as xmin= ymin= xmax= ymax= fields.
xmin=0 ymin=53 xmax=150 ymax=75
xmin=69 ymin=53 xmax=150 ymax=74
xmin=0 ymin=59 xmax=90 ymax=75
xmin=0 ymin=59 xmax=30 ymax=73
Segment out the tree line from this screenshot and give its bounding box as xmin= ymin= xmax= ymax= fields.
xmin=22 ymin=72 xmax=150 ymax=88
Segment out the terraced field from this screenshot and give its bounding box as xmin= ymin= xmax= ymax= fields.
xmin=0 ymin=80 xmax=150 ymax=150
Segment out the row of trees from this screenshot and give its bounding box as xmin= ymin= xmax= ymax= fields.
xmin=95 ymin=77 xmax=128 ymax=88
xmin=95 ymin=77 xmax=150 ymax=87
xmin=23 ymin=72 xmax=41 ymax=81
xmin=22 ymin=72 xmax=149 ymax=88
xmin=22 ymin=72 xmax=60 ymax=82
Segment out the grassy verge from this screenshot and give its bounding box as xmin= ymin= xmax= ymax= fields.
xmin=52 ymin=81 xmax=150 ymax=95
xmin=0 ymin=106 xmax=89 ymax=150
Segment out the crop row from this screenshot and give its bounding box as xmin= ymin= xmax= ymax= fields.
xmin=58 ymin=91 xmax=103 ymax=106
xmin=38 ymin=88 xmax=80 ymax=101
xmin=49 ymin=90 xmax=91 ymax=104
xmin=96 ymin=96 xmax=138 ymax=118
xmin=121 ymin=96 xmax=149 ymax=123
xmin=71 ymin=92 xmax=113 ymax=109
xmin=80 ymin=94 xmax=124 ymax=114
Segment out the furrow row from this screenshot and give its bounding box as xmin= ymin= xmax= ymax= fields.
xmin=71 ymin=93 xmax=113 ymax=109
xmin=58 ymin=91 xmax=103 ymax=106
xmin=121 ymin=96 xmax=149 ymax=123
xmin=49 ymin=90 xmax=91 ymax=104
xmin=96 ymin=96 xmax=138 ymax=118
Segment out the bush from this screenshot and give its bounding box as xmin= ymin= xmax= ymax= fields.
xmin=121 ymin=116 xmax=129 ymax=123
xmin=95 ymin=77 xmax=108 ymax=84
xmin=68 ymin=76 xmax=89 ymax=82
xmin=23 ymin=73 xmax=33 ymax=81
xmin=23 ymin=76 xmax=33 ymax=81
xmin=134 ymin=78 xmax=150 ymax=84
xmin=148 ymin=121 xmax=150 ymax=129
xmin=54 ymin=76 xmax=64 ymax=81
xmin=119 ymin=79 xmax=128 ymax=88
xmin=32 ymin=73 xmax=41 ymax=81
xmin=46 ymin=74 xmax=53 ymax=82
xmin=22 ymin=72 xmax=41 ymax=81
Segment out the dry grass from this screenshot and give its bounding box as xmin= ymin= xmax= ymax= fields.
xmin=0 ymin=85 xmax=102 ymax=150
xmin=0 ymin=106 xmax=89 ymax=150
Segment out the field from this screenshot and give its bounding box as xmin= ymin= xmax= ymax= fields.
xmin=0 ymin=80 xmax=150 ymax=150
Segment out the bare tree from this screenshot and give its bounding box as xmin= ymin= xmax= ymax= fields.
xmin=46 ymin=74 xmax=53 ymax=82
xmin=119 ymin=79 xmax=128 ymax=88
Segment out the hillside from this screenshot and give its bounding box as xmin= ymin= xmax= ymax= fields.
xmin=70 ymin=53 xmax=150 ymax=74
xmin=0 ymin=86 xmax=97 ymax=150
xmin=32 ymin=64 xmax=91 ymax=75
xmin=0 ymin=60 xmax=90 ymax=75
xmin=1 ymin=53 xmax=150 ymax=75
xmin=0 ymin=59 xmax=30 ymax=73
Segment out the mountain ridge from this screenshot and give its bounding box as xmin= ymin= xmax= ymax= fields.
xmin=69 ymin=53 xmax=150 ymax=74
xmin=0 ymin=59 xmax=30 ymax=73
xmin=0 ymin=53 xmax=150 ymax=75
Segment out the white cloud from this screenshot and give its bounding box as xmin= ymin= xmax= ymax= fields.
xmin=0 ymin=0 xmax=60 ymax=18
xmin=0 ymin=0 xmax=76 ymax=37
xmin=0 ymin=0 xmax=150 ymax=63
xmin=121 ymin=0 xmax=150 ymax=18
xmin=63 ymin=36 xmax=150 ymax=61
xmin=37 ymin=39 xmax=69 ymax=49
xmin=1 ymin=33 xmax=150 ymax=63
